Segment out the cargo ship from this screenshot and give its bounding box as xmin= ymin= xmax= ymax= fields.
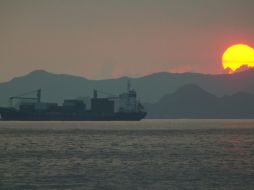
xmin=0 ymin=82 xmax=146 ymax=121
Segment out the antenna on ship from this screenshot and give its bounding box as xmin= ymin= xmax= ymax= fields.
xmin=93 ymin=90 xmax=98 ymax=99
xmin=127 ymin=79 xmax=131 ymax=92
xmin=37 ymin=89 xmax=41 ymax=103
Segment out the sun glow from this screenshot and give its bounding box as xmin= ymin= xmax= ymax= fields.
xmin=222 ymin=44 xmax=254 ymax=73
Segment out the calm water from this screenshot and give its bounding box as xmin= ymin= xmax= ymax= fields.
xmin=0 ymin=120 xmax=254 ymax=190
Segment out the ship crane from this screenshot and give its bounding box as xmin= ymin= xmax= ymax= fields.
xmin=93 ymin=89 xmax=118 ymax=100
xmin=9 ymin=89 xmax=41 ymax=107
xmin=94 ymin=80 xmax=132 ymax=100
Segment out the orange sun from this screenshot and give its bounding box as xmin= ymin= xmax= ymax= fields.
xmin=222 ymin=44 xmax=254 ymax=73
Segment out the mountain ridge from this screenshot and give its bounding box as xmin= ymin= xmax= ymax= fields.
xmin=1 ymin=69 xmax=254 ymax=106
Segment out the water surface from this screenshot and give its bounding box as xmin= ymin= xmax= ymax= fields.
xmin=0 ymin=120 xmax=254 ymax=189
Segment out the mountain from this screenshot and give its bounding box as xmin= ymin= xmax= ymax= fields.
xmin=1 ymin=69 xmax=254 ymax=106
xmin=146 ymin=84 xmax=254 ymax=118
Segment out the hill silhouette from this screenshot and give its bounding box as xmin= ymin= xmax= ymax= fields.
xmin=146 ymin=84 xmax=254 ymax=118
xmin=1 ymin=69 xmax=254 ymax=108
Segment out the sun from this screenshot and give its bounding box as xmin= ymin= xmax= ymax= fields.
xmin=222 ymin=44 xmax=254 ymax=73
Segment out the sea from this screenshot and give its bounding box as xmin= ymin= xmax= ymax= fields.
xmin=0 ymin=119 xmax=253 ymax=190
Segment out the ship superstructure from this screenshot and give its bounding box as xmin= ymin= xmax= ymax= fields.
xmin=0 ymin=81 xmax=146 ymax=121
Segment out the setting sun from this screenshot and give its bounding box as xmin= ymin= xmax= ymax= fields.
xmin=222 ymin=44 xmax=254 ymax=73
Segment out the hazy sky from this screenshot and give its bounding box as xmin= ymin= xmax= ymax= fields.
xmin=0 ymin=0 xmax=254 ymax=81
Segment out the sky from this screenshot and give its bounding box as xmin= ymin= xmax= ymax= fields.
xmin=0 ymin=0 xmax=254 ymax=81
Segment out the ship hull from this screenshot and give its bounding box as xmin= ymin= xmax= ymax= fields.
xmin=0 ymin=107 xmax=146 ymax=121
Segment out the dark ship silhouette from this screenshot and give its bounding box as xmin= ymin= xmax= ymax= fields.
xmin=0 ymin=82 xmax=146 ymax=121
